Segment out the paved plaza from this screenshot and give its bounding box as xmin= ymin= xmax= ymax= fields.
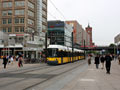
xmin=62 ymin=60 xmax=120 ymax=90
xmin=0 ymin=59 xmax=120 ymax=90
xmin=0 ymin=59 xmax=41 ymax=72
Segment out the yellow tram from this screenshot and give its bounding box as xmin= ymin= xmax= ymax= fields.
xmin=47 ymin=45 xmax=84 ymax=65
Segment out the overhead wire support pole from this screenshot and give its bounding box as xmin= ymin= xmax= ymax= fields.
xmin=117 ymin=42 xmax=119 ymax=56
xmin=72 ymin=32 xmax=74 ymax=63
xmin=45 ymin=32 xmax=48 ymax=63
xmin=84 ymin=40 xmax=86 ymax=59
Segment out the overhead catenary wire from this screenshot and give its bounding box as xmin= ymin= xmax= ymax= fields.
xmin=48 ymin=11 xmax=58 ymax=20
xmin=49 ymin=0 xmax=66 ymax=20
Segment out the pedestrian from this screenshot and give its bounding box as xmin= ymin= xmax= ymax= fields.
xmin=105 ymin=54 xmax=112 ymax=74
xmin=16 ymin=55 xmax=19 ymax=61
xmin=8 ymin=55 xmax=11 ymax=64
xmin=18 ymin=55 xmax=23 ymax=67
xmin=87 ymin=55 xmax=91 ymax=65
xmin=100 ymin=55 xmax=105 ymax=69
xmin=118 ymin=55 xmax=120 ymax=65
xmin=3 ymin=56 xmax=8 ymax=69
xmin=10 ymin=56 xmax=14 ymax=65
xmin=94 ymin=55 xmax=100 ymax=69
xmin=114 ymin=54 xmax=117 ymax=61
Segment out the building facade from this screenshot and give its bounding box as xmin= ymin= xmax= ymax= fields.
xmin=66 ymin=21 xmax=91 ymax=48
xmin=66 ymin=21 xmax=86 ymax=47
xmin=0 ymin=0 xmax=47 ymax=58
xmin=85 ymin=24 xmax=93 ymax=46
xmin=114 ymin=34 xmax=120 ymax=44
xmin=48 ymin=21 xmax=73 ymax=47
xmin=83 ymin=29 xmax=90 ymax=47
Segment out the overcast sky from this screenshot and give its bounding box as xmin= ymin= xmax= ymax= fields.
xmin=48 ymin=0 xmax=120 ymax=45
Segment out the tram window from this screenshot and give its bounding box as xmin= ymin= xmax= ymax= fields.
xmin=52 ymin=49 xmax=57 ymax=57
xmin=58 ymin=50 xmax=64 ymax=57
xmin=47 ymin=49 xmax=52 ymax=57
xmin=47 ymin=48 xmax=58 ymax=57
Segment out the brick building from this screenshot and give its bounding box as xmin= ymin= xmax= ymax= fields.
xmin=85 ymin=24 xmax=93 ymax=46
xmin=0 ymin=0 xmax=47 ymax=58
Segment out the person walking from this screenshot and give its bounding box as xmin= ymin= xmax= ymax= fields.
xmin=118 ymin=55 xmax=120 ymax=65
xmin=3 ymin=56 xmax=8 ymax=69
xmin=10 ymin=56 xmax=14 ymax=65
xmin=94 ymin=55 xmax=100 ymax=69
xmin=100 ymin=55 xmax=105 ymax=69
xmin=105 ymin=54 xmax=112 ymax=74
xmin=18 ymin=55 xmax=23 ymax=67
xmin=87 ymin=55 xmax=91 ymax=65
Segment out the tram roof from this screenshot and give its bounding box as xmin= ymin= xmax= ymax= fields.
xmin=48 ymin=45 xmax=67 ymax=50
xmin=48 ymin=45 xmax=84 ymax=52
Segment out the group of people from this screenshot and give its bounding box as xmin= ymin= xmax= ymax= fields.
xmin=88 ymin=54 xmax=119 ymax=74
xmin=2 ymin=55 xmax=23 ymax=69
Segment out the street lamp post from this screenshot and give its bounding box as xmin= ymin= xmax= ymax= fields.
xmin=117 ymin=43 xmax=119 ymax=56
xmin=84 ymin=40 xmax=86 ymax=59
xmin=72 ymin=32 xmax=74 ymax=63
xmin=45 ymin=32 xmax=48 ymax=63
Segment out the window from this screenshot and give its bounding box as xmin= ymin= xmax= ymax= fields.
xmin=8 ymin=27 xmax=12 ymax=32
xmin=43 ymin=0 xmax=47 ymax=3
xmin=15 ymin=1 xmax=24 ymax=7
xmin=8 ymin=18 xmax=12 ymax=24
xmin=8 ymin=10 xmax=12 ymax=15
xmin=28 ymin=2 xmax=34 ymax=9
xmin=42 ymin=3 xmax=47 ymax=10
xmin=28 ymin=10 xmax=34 ymax=17
xmin=42 ymin=10 xmax=47 ymax=17
xmin=2 ymin=10 xmax=12 ymax=16
xmin=2 ymin=19 xmax=7 ymax=24
xmin=3 ymin=28 xmax=6 ymax=32
xmin=20 ymin=27 xmax=24 ymax=32
xmin=28 ymin=19 xmax=34 ymax=25
xmin=15 ymin=27 xmax=19 ymax=32
xmin=15 ymin=18 xmax=19 ymax=23
xmin=42 ymin=25 xmax=46 ymax=30
xmin=8 ymin=2 xmax=12 ymax=7
xmin=15 ymin=10 xmax=24 ymax=15
xmin=15 ymin=18 xmax=24 ymax=24
xmin=27 ymin=27 xmax=34 ymax=33
xmin=3 ymin=2 xmax=12 ymax=8
xmin=42 ymin=17 xmax=46 ymax=23
xmin=3 ymin=2 xmax=7 ymax=8
xmin=2 ymin=11 xmax=7 ymax=16
xmin=20 ymin=18 xmax=24 ymax=23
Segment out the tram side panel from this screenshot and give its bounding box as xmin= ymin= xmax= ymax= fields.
xmin=47 ymin=48 xmax=84 ymax=65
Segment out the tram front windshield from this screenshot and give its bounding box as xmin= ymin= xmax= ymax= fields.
xmin=47 ymin=48 xmax=58 ymax=57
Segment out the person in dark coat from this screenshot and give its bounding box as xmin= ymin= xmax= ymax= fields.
xmin=94 ymin=55 xmax=100 ymax=69
xmin=3 ymin=56 xmax=8 ymax=69
xmin=105 ymin=54 xmax=112 ymax=74
xmin=100 ymin=55 xmax=105 ymax=69
xmin=87 ymin=54 xmax=91 ymax=65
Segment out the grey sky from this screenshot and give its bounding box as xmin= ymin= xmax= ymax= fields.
xmin=48 ymin=0 xmax=120 ymax=45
